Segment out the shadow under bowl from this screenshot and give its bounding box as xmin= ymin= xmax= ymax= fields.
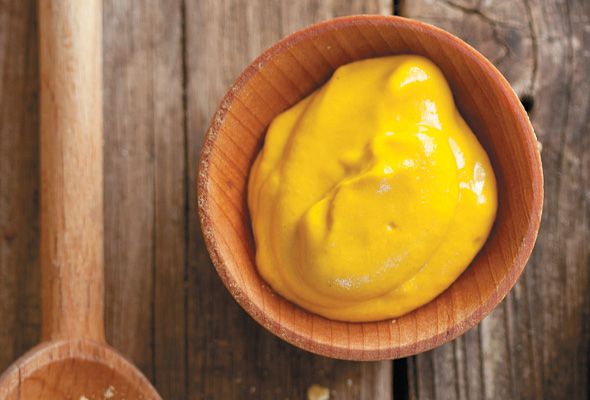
xmin=197 ymin=15 xmax=543 ymax=360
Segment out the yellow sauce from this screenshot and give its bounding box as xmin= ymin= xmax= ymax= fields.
xmin=248 ymin=55 xmax=497 ymax=322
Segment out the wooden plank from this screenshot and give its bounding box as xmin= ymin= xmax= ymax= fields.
xmin=103 ymin=1 xmax=186 ymax=398
xmin=402 ymin=0 xmax=590 ymax=398
xmin=184 ymin=0 xmax=392 ymax=398
xmin=0 ymin=0 xmax=41 ymax=371
xmin=151 ymin=1 xmax=187 ymax=398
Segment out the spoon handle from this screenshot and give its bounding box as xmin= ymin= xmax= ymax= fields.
xmin=39 ymin=0 xmax=105 ymax=342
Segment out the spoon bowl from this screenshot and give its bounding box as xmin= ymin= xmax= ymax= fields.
xmin=198 ymin=15 xmax=543 ymax=360
xmin=0 ymin=340 xmax=159 ymax=399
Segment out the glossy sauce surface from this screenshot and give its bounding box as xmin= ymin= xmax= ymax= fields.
xmin=248 ymin=55 xmax=497 ymax=322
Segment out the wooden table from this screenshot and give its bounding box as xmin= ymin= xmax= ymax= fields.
xmin=0 ymin=0 xmax=588 ymax=399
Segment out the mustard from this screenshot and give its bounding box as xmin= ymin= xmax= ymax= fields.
xmin=248 ymin=55 xmax=497 ymax=322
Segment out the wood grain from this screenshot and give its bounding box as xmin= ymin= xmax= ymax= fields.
xmin=0 ymin=0 xmax=40 ymax=372
xmin=0 ymin=1 xmax=161 ymax=398
xmin=0 ymin=340 xmax=160 ymax=400
xmin=39 ymin=0 xmax=104 ymax=343
xmin=103 ymin=2 xmax=186 ymax=398
xmin=185 ymin=1 xmax=394 ymax=398
xmin=402 ymin=0 xmax=590 ymax=398
xmin=0 ymin=0 xmax=584 ymax=398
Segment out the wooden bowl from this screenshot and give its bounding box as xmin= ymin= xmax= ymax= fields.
xmin=197 ymin=15 xmax=543 ymax=360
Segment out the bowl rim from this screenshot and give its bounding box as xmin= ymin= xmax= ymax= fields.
xmin=197 ymin=14 xmax=544 ymax=360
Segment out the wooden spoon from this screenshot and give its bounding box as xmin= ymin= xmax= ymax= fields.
xmin=198 ymin=15 xmax=543 ymax=360
xmin=0 ymin=1 xmax=161 ymax=398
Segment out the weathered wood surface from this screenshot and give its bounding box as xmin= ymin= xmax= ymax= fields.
xmin=0 ymin=0 xmax=40 ymax=373
xmin=185 ymin=2 xmax=392 ymax=398
xmin=403 ymin=0 xmax=590 ymax=399
xmin=0 ymin=0 xmax=588 ymax=399
xmin=103 ymin=1 xmax=187 ymax=398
